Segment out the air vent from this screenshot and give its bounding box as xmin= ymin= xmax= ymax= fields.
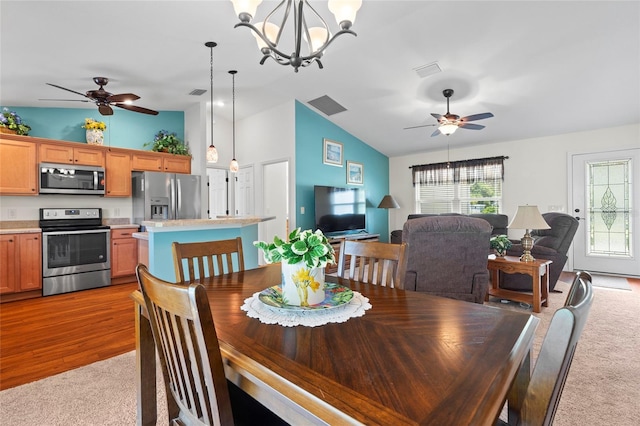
xmin=308 ymin=95 xmax=347 ymax=116
xmin=189 ymin=89 xmax=207 ymax=96
xmin=413 ymin=61 xmax=442 ymax=78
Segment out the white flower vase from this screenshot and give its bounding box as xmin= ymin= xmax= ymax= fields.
xmin=281 ymin=261 xmax=326 ymax=307
xmin=86 ymin=129 xmax=104 ymax=145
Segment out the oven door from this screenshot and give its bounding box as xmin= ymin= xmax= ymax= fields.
xmin=42 ymin=229 xmax=111 ymax=277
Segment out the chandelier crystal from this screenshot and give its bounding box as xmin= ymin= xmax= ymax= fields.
xmin=230 ymin=0 xmax=362 ymax=72
xmin=205 ymin=41 xmax=219 ymax=163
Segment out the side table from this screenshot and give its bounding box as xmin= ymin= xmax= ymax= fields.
xmin=486 ymin=255 xmax=552 ymax=313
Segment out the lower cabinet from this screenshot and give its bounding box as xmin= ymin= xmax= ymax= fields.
xmin=111 ymin=228 xmax=139 ymax=278
xmin=0 ymin=233 xmax=42 ymax=299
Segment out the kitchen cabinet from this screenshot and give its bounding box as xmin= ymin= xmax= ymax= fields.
xmin=105 ymin=150 xmax=131 ymax=197
xmin=39 ymin=142 xmax=105 ymax=167
xmin=0 ymin=138 xmax=38 ymax=195
xmin=0 ymin=233 xmax=42 ymax=296
xmin=132 ymin=152 xmax=191 ymax=174
xmin=111 ymin=227 xmax=139 ymax=278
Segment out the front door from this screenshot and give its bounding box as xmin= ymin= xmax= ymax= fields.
xmin=571 ymin=148 xmax=640 ymax=276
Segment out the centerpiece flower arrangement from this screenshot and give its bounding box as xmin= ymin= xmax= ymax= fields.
xmin=144 ymin=130 xmax=190 ymax=155
xmin=82 ymin=118 xmax=106 ymax=145
xmin=254 ymin=228 xmax=336 ymax=306
xmin=490 ymin=234 xmax=512 ymax=256
xmin=0 ymin=108 xmax=31 ymax=135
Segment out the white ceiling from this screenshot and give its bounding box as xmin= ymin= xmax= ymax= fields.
xmin=1 ymin=1 xmax=638 ymax=157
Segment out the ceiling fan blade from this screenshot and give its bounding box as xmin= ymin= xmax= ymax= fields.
xmin=108 ymin=93 xmax=140 ymax=103
xmin=461 ymin=112 xmax=494 ymax=122
xmin=430 ymin=113 xmax=442 ymax=121
xmin=115 ymin=103 xmax=159 ymax=115
xmin=98 ymin=104 xmax=114 ymax=116
xmin=39 ymin=98 xmax=91 ymax=102
xmin=431 ymin=128 xmax=442 ymax=137
xmin=458 ymin=123 xmax=485 ymax=130
xmin=403 ymin=123 xmax=436 ymax=130
xmin=46 ymin=83 xmax=88 ymax=98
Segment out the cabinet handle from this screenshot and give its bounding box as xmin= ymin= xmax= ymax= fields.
xmin=8 ymin=239 xmax=13 ymax=242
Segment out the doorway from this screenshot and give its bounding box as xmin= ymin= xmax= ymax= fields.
xmin=571 ymin=148 xmax=640 ymax=276
xmin=261 ymin=160 xmax=289 ymax=264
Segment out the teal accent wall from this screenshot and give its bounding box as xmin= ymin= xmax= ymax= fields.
xmin=4 ymin=106 xmax=184 ymax=150
xmin=295 ymin=101 xmax=390 ymax=241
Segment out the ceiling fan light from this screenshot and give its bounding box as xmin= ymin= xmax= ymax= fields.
xmin=207 ymin=144 xmax=218 ymax=163
xmin=440 ymin=123 xmax=458 ymax=135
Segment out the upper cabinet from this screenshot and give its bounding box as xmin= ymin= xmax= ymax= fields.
xmin=0 ymin=134 xmax=192 ymax=196
xmin=0 ymin=138 xmax=38 ymax=195
xmin=39 ymin=142 xmax=105 ymax=167
xmin=132 ymin=152 xmax=191 ymax=174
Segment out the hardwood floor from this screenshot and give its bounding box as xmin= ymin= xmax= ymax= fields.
xmin=0 ymin=281 xmax=138 ymax=391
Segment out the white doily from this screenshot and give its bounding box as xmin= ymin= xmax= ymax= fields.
xmin=241 ymin=291 xmax=371 ymax=327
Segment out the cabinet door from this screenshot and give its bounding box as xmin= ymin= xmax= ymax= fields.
xmin=18 ymin=233 xmax=42 ymax=291
xmin=39 ymin=143 xmax=74 ymax=164
xmin=105 ymin=151 xmax=131 ymax=197
xmin=163 ymin=156 xmax=191 ymax=174
xmin=73 ymin=147 xmax=104 ymax=167
xmin=132 ymin=153 xmax=163 ymax=171
xmin=111 ymin=233 xmax=138 ymax=277
xmin=0 ymin=235 xmax=18 ymax=294
xmin=0 ymin=139 xmax=37 ymax=195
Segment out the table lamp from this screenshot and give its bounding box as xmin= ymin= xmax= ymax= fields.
xmin=508 ymin=205 xmax=550 ymax=262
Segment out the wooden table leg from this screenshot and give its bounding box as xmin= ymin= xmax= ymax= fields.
xmin=135 ymin=302 xmax=157 ymax=426
xmin=542 ymin=264 xmax=549 ymax=307
xmin=532 ymin=268 xmax=541 ymax=313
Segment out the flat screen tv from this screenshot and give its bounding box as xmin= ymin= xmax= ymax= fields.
xmin=314 ymin=185 xmax=366 ymax=235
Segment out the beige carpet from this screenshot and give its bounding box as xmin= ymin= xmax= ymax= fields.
xmin=1 ymin=278 xmax=638 ymax=425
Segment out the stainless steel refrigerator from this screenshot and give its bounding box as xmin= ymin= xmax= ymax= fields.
xmin=132 ymin=171 xmax=201 ymax=224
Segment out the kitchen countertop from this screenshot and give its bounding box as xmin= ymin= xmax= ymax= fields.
xmin=141 ymin=216 xmax=275 ymax=232
xmin=0 ymin=221 xmax=40 ymax=234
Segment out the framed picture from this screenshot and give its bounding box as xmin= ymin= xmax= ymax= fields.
xmin=347 ymin=161 xmax=364 ymax=185
xmin=323 ymin=139 xmax=343 ymax=167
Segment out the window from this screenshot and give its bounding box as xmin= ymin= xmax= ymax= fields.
xmin=412 ymin=156 xmax=506 ymax=214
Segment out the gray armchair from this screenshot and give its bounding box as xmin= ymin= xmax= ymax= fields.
xmin=503 ymin=212 xmax=579 ymax=292
xmin=402 ymin=216 xmax=492 ymax=303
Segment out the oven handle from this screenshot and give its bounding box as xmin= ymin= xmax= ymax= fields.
xmin=43 ymin=229 xmax=110 ymax=236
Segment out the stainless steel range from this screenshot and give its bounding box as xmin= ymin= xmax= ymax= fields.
xmin=39 ymin=208 xmax=111 ymax=296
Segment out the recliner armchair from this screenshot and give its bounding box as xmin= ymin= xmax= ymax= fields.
xmin=402 ymin=216 xmax=492 ymax=303
xmin=502 ymin=212 xmax=579 ymax=292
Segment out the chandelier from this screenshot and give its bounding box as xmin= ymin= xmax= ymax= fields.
xmin=230 ymin=0 xmax=362 ymax=72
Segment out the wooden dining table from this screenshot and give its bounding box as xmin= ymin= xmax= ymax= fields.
xmin=132 ymin=263 xmax=539 ymax=425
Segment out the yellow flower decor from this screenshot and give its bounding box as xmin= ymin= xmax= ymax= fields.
xmin=291 ymin=268 xmax=322 ymax=307
xmin=82 ymin=118 xmax=107 ymax=131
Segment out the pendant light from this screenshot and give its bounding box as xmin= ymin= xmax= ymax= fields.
xmin=205 ymin=41 xmax=219 ymax=163
xmin=229 ymin=70 xmax=239 ymax=173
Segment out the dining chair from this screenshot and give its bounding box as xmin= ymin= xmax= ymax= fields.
xmin=172 ymin=237 xmax=245 ymax=283
xmin=337 ymin=239 xmax=407 ymax=288
xmin=135 ymin=264 xmax=286 ymax=426
xmin=498 ymin=270 xmax=594 ymax=426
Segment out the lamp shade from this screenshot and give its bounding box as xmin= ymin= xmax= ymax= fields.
xmin=377 ymin=195 xmax=400 ymax=209
xmin=508 ymin=205 xmax=550 ymax=230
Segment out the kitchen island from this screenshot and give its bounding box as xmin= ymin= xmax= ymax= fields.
xmin=134 ymin=216 xmax=275 ymax=282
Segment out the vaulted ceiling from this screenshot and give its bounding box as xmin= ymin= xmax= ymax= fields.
xmin=1 ymin=1 xmax=638 ymax=157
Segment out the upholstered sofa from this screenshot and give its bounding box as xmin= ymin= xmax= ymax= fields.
xmin=502 ymin=212 xmax=579 ymax=292
xmin=401 ymin=215 xmax=492 ymax=303
xmin=391 ymin=213 xmax=509 ymax=244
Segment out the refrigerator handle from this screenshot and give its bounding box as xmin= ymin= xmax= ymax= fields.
xmin=170 ymin=177 xmax=177 ymax=219
xmin=175 ymin=177 xmax=181 ymax=219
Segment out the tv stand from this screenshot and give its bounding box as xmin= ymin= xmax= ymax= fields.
xmin=326 ymin=232 xmax=380 ymax=274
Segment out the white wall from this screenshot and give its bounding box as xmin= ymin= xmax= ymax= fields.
xmin=389 ymin=123 xmax=640 ymax=238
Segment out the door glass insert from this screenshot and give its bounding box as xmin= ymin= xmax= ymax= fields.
xmin=587 ymin=158 xmax=632 ymax=257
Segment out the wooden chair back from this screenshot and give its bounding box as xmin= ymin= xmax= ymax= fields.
xmin=172 ymin=237 xmax=244 ymax=283
xmin=517 ymin=271 xmax=594 ymax=426
xmin=135 ymin=264 xmax=234 ymax=426
xmin=337 ymin=240 xmax=407 ymax=288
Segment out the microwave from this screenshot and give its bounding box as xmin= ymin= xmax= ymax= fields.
xmin=39 ymin=163 xmax=106 ymax=195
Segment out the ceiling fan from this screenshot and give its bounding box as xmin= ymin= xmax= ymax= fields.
xmin=42 ymin=77 xmax=159 ymax=116
xmin=405 ymin=89 xmax=493 ymax=137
